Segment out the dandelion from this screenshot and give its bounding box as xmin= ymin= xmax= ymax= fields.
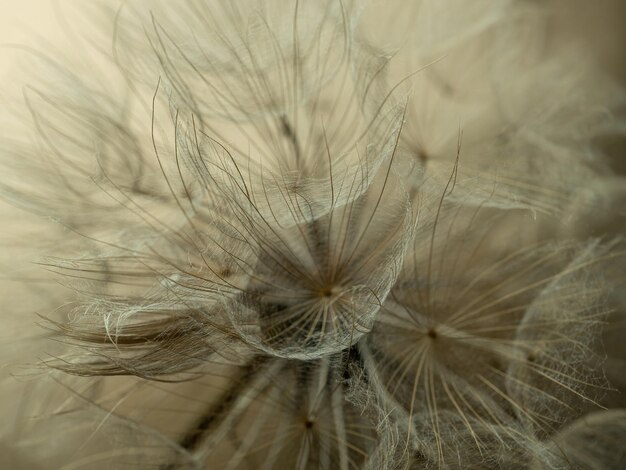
xmin=1 ymin=1 xmax=625 ymax=469
xmin=360 ymin=184 xmax=622 ymax=467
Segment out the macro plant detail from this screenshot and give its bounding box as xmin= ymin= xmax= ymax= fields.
xmin=1 ymin=0 xmax=625 ymax=469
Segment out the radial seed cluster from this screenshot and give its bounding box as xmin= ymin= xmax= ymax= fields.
xmin=1 ymin=1 xmax=625 ymax=469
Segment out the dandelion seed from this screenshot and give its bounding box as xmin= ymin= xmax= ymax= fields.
xmin=537 ymin=409 xmax=626 ymax=469
xmin=359 ymin=188 xmax=623 ymax=467
xmin=218 ymin=161 xmax=416 ymax=358
xmin=179 ymin=356 xmax=378 ymax=470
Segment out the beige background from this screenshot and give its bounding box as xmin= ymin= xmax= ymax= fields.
xmin=0 ymin=2 xmax=59 ymax=74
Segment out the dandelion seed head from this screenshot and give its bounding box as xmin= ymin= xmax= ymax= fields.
xmin=2 ymin=0 xmax=626 ymax=468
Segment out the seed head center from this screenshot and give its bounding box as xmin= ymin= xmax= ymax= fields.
xmin=319 ymin=286 xmax=335 ymax=298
